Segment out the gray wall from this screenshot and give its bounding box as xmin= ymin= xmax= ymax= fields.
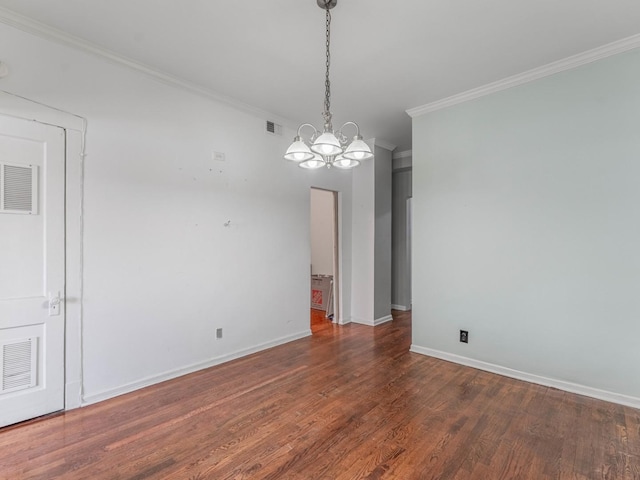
xmin=374 ymin=145 xmax=393 ymax=320
xmin=392 ymin=167 xmax=412 ymax=309
xmin=411 ymin=47 xmax=640 ymax=403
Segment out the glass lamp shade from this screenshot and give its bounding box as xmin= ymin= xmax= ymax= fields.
xmin=284 ymin=138 xmax=314 ymax=162
xmin=299 ymin=155 xmax=326 ymax=169
xmin=332 ymin=155 xmax=360 ymax=169
xmin=311 ymin=132 xmax=343 ymax=156
xmin=342 ymin=138 xmax=374 ymax=161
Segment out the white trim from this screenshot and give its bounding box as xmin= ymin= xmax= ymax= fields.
xmin=0 ymin=91 xmax=85 ymax=132
xmin=391 ymin=304 xmax=410 ymax=312
xmin=410 ymin=345 xmax=640 ymax=410
xmin=64 ymin=128 xmax=84 ymax=410
xmin=392 ymin=150 xmax=412 ymax=160
xmin=374 ymin=315 xmax=394 ymax=325
xmin=407 ymin=33 xmax=640 ymax=118
xmin=352 ymin=314 xmax=394 ymax=327
xmin=370 ymin=138 xmax=397 ymax=152
xmin=336 ymin=190 xmax=344 ymax=325
xmin=0 ymin=7 xmax=294 ymax=130
xmin=65 ymin=381 xmax=82 ymax=408
xmin=0 ymin=101 xmax=85 ymax=411
xmin=338 ymin=317 xmax=352 ymax=325
xmin=351 ymin=316 xmax=374 ymax=326
xmin=82 ymin=330 xmax=312 ymax=406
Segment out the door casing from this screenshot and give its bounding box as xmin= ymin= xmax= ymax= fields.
xmin=0 ymin=93 xmax=85 ymax=410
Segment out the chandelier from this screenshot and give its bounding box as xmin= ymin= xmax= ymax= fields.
xmin=284 ymin=0 xmax=373 ymax=169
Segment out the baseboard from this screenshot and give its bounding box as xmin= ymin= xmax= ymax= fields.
xmin=350 ymin=316 xmax=374 ymax=326
xmin=82 ymin=329 xmax=312 ymax=406
xmin=391 ymin=304 xmax=410 ymax=311
xmin=374 ymin=315 xmax=393 ymax=326
xmin=351 ymin=315 xmax=394 ymax=326
xmin=410 ymin=345 xmax=640 ymax=410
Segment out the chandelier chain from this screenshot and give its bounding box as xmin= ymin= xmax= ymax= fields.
xmin=283 ymin=0 xmax=373 ymax=169
xmin=323 ymin=6 xmax=332 ymax=128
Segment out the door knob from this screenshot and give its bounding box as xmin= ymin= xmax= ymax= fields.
xmin=48 ymin=292 xmax=61 ymax=316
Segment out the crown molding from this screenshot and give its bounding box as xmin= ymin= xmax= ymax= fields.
xmin=407 ymin=33 xmax=640 ymax=118
xmin=370 ymin=138 xmax=397 ymax=152
xmin=0 ymin=6 xmax=295 ymax=129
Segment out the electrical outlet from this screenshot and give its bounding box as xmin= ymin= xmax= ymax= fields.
xmin=460 ymin=330 xmax=468 ymax=343
xmin=216 ymin=328 xmax=223 ymax=339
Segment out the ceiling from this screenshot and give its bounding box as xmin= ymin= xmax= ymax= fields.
xmin=1 ymin=0 xmax=640 ymax=152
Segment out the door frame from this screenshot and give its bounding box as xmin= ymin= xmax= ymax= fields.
xmin=331 ymin=190 xmax=341 ymax=324
xmin=0 ymin=92 xmax=85 ymax=410
xmin=310 ymin=187 xmax=343 ymax=324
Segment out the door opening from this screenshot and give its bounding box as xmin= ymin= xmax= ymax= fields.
xmin=310 ymin=188 xmax=339 ymax=332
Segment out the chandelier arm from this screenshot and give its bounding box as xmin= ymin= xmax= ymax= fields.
xmin=337 ymin=121 xmax=362 ymax=139
xmin=296 ymin=123 xmax=320 ymax=141
xmin=286 ymin=1 xmax=367 ymax=171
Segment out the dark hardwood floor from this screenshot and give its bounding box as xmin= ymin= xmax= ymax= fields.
xmin=1 ymin=310 xmax=639 ymax=479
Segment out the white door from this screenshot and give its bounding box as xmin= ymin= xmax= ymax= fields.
xmin=0 ymin=115 xmax=65 ymax=427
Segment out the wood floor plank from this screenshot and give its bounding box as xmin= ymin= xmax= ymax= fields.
xmin=1 ymin=310 xmax=639 ymax=479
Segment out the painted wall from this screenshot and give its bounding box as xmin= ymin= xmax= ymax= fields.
xmin=392 ymin=163 xmax=412 ymax=310
xmin=412 ymin=48 xmax=640 ymax=402
xmin=0 ymin=23 xmax=354 ymax=404
xmin=350 ymin=147 xmax=375 ymax=324
xmin=349 ymin=142 xmax=393 ymax=325
xmin=374 ymin=145 xmax=393 ymax=321
xmin=310 ymin=189 xmax=335 ymax=276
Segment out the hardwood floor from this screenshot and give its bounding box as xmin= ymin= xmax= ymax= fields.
xmin=1 ymin=310 xmax=639 ymax=479
xmin=310 ymin=308 xmax=333 ymax=333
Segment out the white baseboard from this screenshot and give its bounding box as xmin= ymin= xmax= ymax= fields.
xmin=350 ymin=316 xmax=373 ymax=326
xmin=374 ymin=315 xmax=394 ymax=325
xmin=351 ymin=315 xmax=394 ymax=327
xmin=82 ymin=330 xmax=312 ymax=406
xmin=410 ymin=345 xmax=640 ymax=410
xmin=391 ymin=304 xmax=410 ymax=311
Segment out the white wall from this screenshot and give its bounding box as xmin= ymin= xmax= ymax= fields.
xmin=411 ymin=47 xmax=640 ymax=405
xmin=0 ymin=23 xmax=354 ymax=404
xmin=350 ymin=146 xmax=375 ymax=324
xmin=349 ymin=141 xmax=394 ymax=325
xmin=310 ymin=189 xmax=335 ymax=276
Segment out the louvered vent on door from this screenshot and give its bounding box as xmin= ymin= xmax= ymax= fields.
xmin=1 ymin=338 xmax=38 ymax=394
xmin=0 ymin=163 xmax=38 ymax=215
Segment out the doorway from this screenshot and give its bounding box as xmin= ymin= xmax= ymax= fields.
xmin=310 ymin=188 xmax=339 ymax=332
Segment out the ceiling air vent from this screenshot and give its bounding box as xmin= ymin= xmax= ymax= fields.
xmin=266 ymin=120 xmax=282 ymax=136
